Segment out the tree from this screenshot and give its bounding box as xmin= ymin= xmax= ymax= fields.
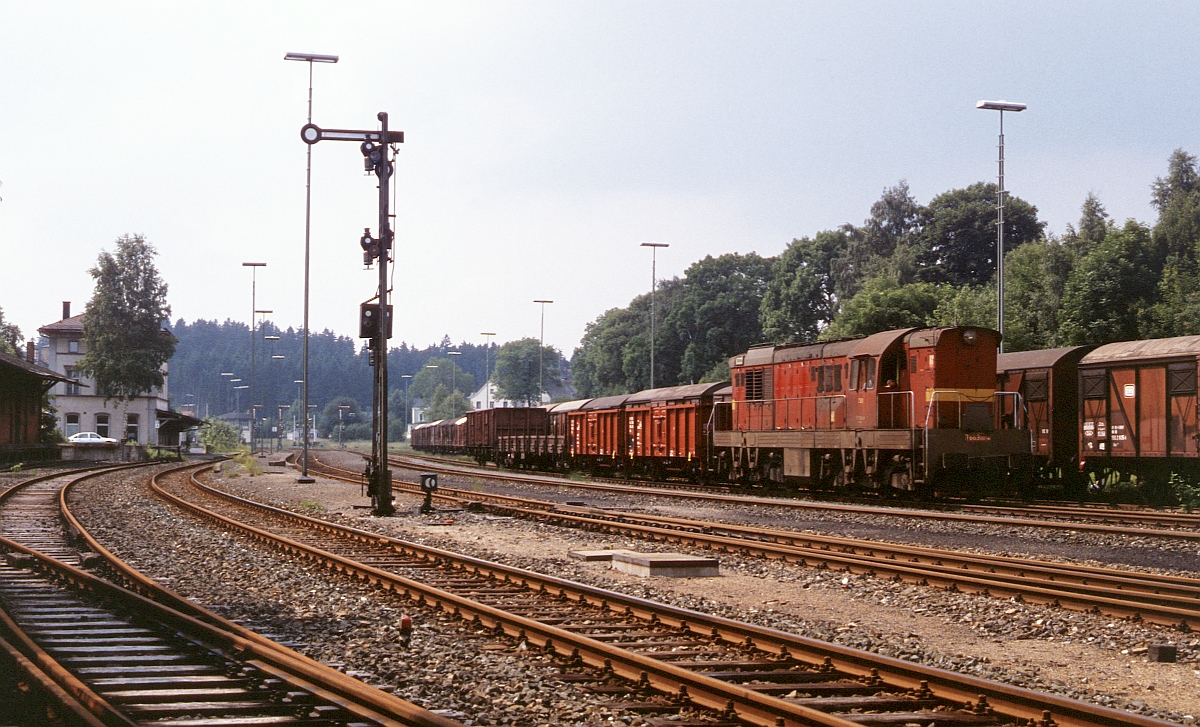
xmin=926 ymin=285 xmax=995 ymax=329
xmin=409 ymin=356 xmax=475 ymax=403
xmin=427 ymin=384 xmax=471 ymax=420
xmin=199 ymin=417 xmax=241 ymax=452
xmin=1059 ymin=221 xmax=1157 ymax=345
xmin=830 ymin=181 xmax=925 ymax=302
xmin=916 ymin=183 xmax=1043 ymax=287
xmin=824 ymin=276 xmax=941 ymax=338
xmin=1002 ymin=238 xmax=1074 ymax=351
xmin=77 ymin=235 xmax=174 ymax=400
xmin=0 ymin=305 xmax=22 ymax=355
xmin=759 ymin=232 xmax=841 ymax=344
xmin=493 ymin=337 xmax=561 ymax=405
xmin=1063 ymin=192 xmax=1113 ymax=255
xmin=318 ymin=396 xmax=362 ymax=438
xmin=668 ymin=252 xmax=773 ymax=384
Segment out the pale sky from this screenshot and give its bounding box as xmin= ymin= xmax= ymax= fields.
xmin=2 ymin=2 xmax=1198 ymax=355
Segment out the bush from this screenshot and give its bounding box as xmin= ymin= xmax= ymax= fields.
xmin=200 ymin=417 xmax=242 ymax=452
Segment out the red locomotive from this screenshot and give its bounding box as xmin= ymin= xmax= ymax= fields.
xmin=713 ymin=326 xmax=1032 ymax=495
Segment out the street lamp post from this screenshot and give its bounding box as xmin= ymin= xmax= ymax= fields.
xmin=220 ymin=372 xmax=234 ymax=414
xmin=254 ymin=311 xmax=273 ymax=453
xmin=285 ymin=51 xmax=337 ymax=483
xmin=448 ymin=351 xmax=462 ymax=413
xmin=277 ymin=404 xmax=289 ymax=451
xmin=293 ymin=379 xmax=304 ymax=446
xmin=234 ymin=385 xmax=248 ymax=441
xmin=480 ymin=332 xmax=495 ymax=409
xmin=640 ymin=242 xmax=669 ymax=389
xmin=242 ymin=263 xmax=265 ymax=453
xmin=533 ymin=300 xmax=553 ymax=404
xmin=400 ymin=374 xmax=412 ymax=438
xmin=976 ymin=100 xmax=1026 ymax=354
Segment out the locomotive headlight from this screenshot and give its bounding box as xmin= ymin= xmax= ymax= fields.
xmin=962 ymin=329 xmax=979 ymax=346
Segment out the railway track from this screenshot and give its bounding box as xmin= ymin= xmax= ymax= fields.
xmin=311 ymin=453 xmax=1200 ymax=630
xmin=0 ymin=460 xmax=464 ymax=727
xmin=177 ymin=456 xmax=1180 ymax=726
xmin=389 ymin=453 xmax=1200 ymax=540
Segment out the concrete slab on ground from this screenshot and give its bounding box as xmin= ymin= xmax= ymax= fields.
xmin=611 ymin=552 xmax=720 ymax=578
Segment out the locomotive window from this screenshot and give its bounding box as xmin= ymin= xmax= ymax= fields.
xmin=833 ymin=364 xmax=842 ymax=390
xmin=745 ymin=369 xmax=764 ymax=400
xmin=865 ymin=358 xmax=876 ymax=390
xmin=1081 ymin=372 xmax=1107 ymax=399
xmin=1025 ymin=372 xmax=1048 ymax=402
xmin=1169 ymin=363 xmax=1197 ymax=395
xmin=735 ymin=372 xmax=744 ymax=388
xmin=849 ymin=359 xmax=860 ymax=391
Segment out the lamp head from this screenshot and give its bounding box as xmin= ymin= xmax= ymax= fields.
xmin=284 ymin=52 xmax=339 ymax=63
xmin=976 ymin=100 xmax=1026 ymax=112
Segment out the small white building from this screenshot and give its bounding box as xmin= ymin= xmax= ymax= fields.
xmin=467 ymin=381 xmax=548 ymax=410
xmin=39 ymin=302 xmax=200 ymax=447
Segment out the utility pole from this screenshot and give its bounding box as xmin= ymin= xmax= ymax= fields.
xmin=301 ymin=113 xmax=403 ymax=515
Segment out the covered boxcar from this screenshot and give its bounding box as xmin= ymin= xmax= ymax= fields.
xmin=1078 ymin=335 xmax=1200 ymax=483
xmin=569 ymin=394 xmax=632 ymax=474
xmin=997 ymin=346 xmax=1094 ymax=491
xmin=715 ymin=326 xmax=1032 ymax=495
xmin=465 ymin=407 xmax=549 ymax=465
xmin=623 ymin=383 xmax=727 ymax=480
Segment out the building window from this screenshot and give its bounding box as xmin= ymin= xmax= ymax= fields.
xmin=64 ymin=366 xmax=81 ymax=396
xmin=68 ymin=340 xmax=80 ymax=353
xmin=95 ymin=413 xmax=110 ymax=438
xmin=65 ymin=413 xmax=81 ymax=437
xmin=125 ymin=414 xmax=139 ymax=442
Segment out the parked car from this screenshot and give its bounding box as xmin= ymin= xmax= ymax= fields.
xmin=67 ymin=431 xmax=118 ymax=444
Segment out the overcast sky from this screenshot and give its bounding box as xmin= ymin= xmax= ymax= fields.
xmin=3 ymin=2 xmax=1198 ymax=356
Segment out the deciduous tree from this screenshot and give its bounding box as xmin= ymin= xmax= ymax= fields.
xmin=1059 ymin=221 xmax=1157 ymax=345
xmin=494 ymin=337 xmax=561 ymax=405
xmin=77 ymin=235 xmax=174 ymax=400
xmin=916 ymin=183 xmax=1043 ymax=287
xmin=759 ymin=232 xmax=841 ymax=344
xmin=0 ymin=305 xmax=23 ymax=355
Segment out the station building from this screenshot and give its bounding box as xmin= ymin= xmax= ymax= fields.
xmin=0 ymin=344 xmax=70 ymax=464
xmin=38 ymin=302 xmax=201 ymax=449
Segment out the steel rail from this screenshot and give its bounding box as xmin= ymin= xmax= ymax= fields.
xmin=390 ymin=453 xmax=1200 ymax=539
xmin=312 ymin=455 xmax=1200 ymax=628
xmin=1 ymin=460 xmax=463 ymax=727
xmin=173 ymin=462 xmax=1173 ymax=727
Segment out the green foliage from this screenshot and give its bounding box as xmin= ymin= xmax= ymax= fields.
xmin=318 ymin=396 xmax=362 ymax=438
xmin=823 ymin=276 xmax=941 ymax=338
xmin=233 ymin=452 xmax=262 ymax=476
xmin=1170 ymin=473 xmax=1200 ymax=512
xmin=493 ymin=337 xmax=562 ymax=405
xmin=343 ymin=422 xmax=372 ymax=440
xmin=1059 ymin=220 xmax=1158 ymax=345
xmin=760 ymin=232 xmax=841 ymax=344
xmin=9 ymin=463 xmax=23 ymax=473
xmin=0 ymin=305 xmax=21 ymax=355
xmin=916 ymin=182 xmax=1043 ymax=287
xmin=38 ymin=392 xmax=64 ymax=444
xmin=830 ymin=181 xmax=925 ymax=302
xmin=409 ymin=356 xmax=475 ymax=404
xmin=926 ymin=285 xmax=995 ymax=329
xmin=700 ymin=360 xmax=730 ymax=384
xmin=199 ymin=417 xmax=241 ymax=452
xmin=77 ymin=234 xmax=175 ymax=400
xmin=667 ymin=252 xmax=773 ymax=383
xmin=427 ymin=384 xmax=472 ymax=421
xmin=1002 ymin=238 xmax=1075 ymax=351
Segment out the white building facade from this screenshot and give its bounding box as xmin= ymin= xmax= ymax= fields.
xmin=38 ymin=303 xmax=178 ymax=446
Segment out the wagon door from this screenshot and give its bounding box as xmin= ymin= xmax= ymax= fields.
xmin=1080 ymin=370 xmax=1108 ymax=455
xmin=652 ymin=405 xmax=667 ymax=457
xmin=1107 ymin=368 xmax=1137 ymax=456
xmin=1168 ymin=362 xmax=1198 ymax=456
xmin=1024 ymin=371 xmax=1051 ymax=456
xmin=1137 ymin=366 xmax=1167 ymax=457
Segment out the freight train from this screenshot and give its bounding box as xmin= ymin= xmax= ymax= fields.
xmin=415 ymin=325 xmax=1034 ymax=496
xmin=412 ymin=326 xmax=1200 ymax=499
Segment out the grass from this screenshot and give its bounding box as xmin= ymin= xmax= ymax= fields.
xmin=232 ymin=453 xmax=263 ymax=477
xmin=297 ymin=500 xmax=324 ymax=511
